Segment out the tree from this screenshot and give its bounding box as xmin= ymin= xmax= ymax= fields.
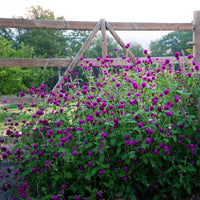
xmin=16 ymin=6 xmax=67 ymax=58
xmin=149 ymin=31 xmax=193 ymax=57
xmin=129 ymin=42 xmax=144 ymax=58
xmin=0 ymin=36 xmax=36 ymax=94
xmin=149 ymin=39 xmax=167 ymax=57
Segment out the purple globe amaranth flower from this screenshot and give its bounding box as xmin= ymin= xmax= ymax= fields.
xmin=174 ymin=95 xmax=180 ymax=103
xmin=79 ymin=119 xmax=85 ymax=124
xmin=72 ymin=151 xmax=77 ymax=156
xmin=153 ymin=149 xmax=159 ymax=155
xmin=75 ymin=196 xmax=81 ymax=200
xmin=97 ymin=97 xmax=101 ymax=102
xmin=56 ymin=121 xmax=62 ymax=127
xmin=164 ymin=105 xmax=169 ymax=110
xmin=95 ymin=111 xmax=100 ymax=117
xmin=3 ymin=107 xmax=7 ymax=111
xmin=99 ymin=170 xmax=104 ymax=175
xmin=163 ymin=89 xmax=169 ymax=95
xmin=20 ymin=92 xmax=26 ymax=97
xmin=33 ymin=144 xmax=38 ymax=149
xmin=135 ymin=140 xmax=139 ymax=145
xmin=180 ymin=135 xmax=185 ymax=140
xmin=188 ymin=72 xmax=192 ymax=77
xmin=2 ymin=152 xmax=7 ymax=159
xmin=141 ymin=82 xmax=147 ymax=88
xmin=116 ymin=82 xmax=121 ymax=87
xmin=145 ymin=138 xmax=151 ymax=144
xmin=67 ymin=83 xmax=73 ymax=88
xmin=123 ymin=176 xmax=128 ymax=181
xmin=137 ymin=122 xmax=143 ymax=128
xmin=174 ymin=52 xmax=180 ymax=59
xmin=166 ymin=111 xmax=173 ymax=117
xmin=157 ymin=106 xmax=162 ymax=112
xmin=143 ymin=49 xmax=148 ymax=54
xmin=195 ymin=64 xmax=200 ymax=71
xmin=81 ymin=89 xmax=88 ymax=95
xmin=124 ymin=134 xmax=130 ymax=140
xmin=61 ymin=185 xmax=66 ymax=189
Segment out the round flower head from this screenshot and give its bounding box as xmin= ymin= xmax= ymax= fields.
xmin=143 ymin=49 xmax=148 ymax=54
xmin=137 ymin=122 xmax=143 ymax=128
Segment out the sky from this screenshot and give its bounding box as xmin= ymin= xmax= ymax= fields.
xmin=0 ymin=0 xmax=200 ymax=48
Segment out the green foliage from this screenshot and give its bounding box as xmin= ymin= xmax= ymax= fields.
xmin=1 ymin=51 xmax=200 ymax=200
xmin=149 ymin=31 xmax=193 ymax=56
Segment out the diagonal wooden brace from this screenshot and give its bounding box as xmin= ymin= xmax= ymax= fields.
xmin=51 ymin=20 xmax=101 ymax=93
xmin=105 ymin=21 xmax=136 ymax=63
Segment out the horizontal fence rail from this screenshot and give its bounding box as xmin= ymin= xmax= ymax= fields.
xmin=0 ymin=57 xmax=183 ymax=67
xmin=0 ymin=18 xmax=193 ymax=31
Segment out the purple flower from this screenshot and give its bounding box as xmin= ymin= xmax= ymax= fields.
xmin=188 ymin=72 xmax=192 ymax=77
xmin=109 ymin=104 xmax=114 ymax=109
xmin=174 ymin=95 xmax=180 ymax=103
xmin=116 ymin=82 xmax=121 ymax=87
xmin=163 ymin=89 xmax=169 ymax=95
xmin=3 ymin=107 xmax=7 ymax=111
xmin=195 ymin=65 xmax=200 ymax=71
xmin=33 ymin=144 xmax=38 ymax=149
xmin=124 ymin=134 xmax=130 ymax=140
xmin=2 ymin=153 xmax=7 ymax=159
xmin=180 ymin=135 xmax=185 ymax=140
xmin=123 ymin=176 xmax=128 ymax=181
xmin=145 ymin=138 xmax=151 ymax=144
xmin=166 ymin=111 xmax=173 ymax=117
xmin=56 ymin=121 xmax=62 ymax=127
xmin=20 ymin=92 xmax=26 ymax=97
xmin=174 ymin=52 xmax=180 ymax=59
xmin=143 ymin=49 xmax=148 ymax=54
xmin=153 ymin=149 xmax=159 ymax=155
xmin=97 ymin=191 xmax=101 ymax=196
xmin=67 ymin=83 xmax=73 ymax=88
xmin=137 ymin=122 xmax=143 ymax=128
xmin=95 ymin=111 xmax=100 ymax=117
xmin=99 ymin=170 xmax=104 ymax=175
xmin=75 ymin=196 xmax=81 ymax=200
xmin=97 ymin=97 xmax=101 ymax=102
xmin=82 ymin=89 xmax=88 ymax=95
xmin=79 ymin=119 xmax=85 ymax=124
xmin=72 ymin=151 xmax=77 ymax=156
xmin=164 ymin=105 xmax=169 ymax=110
xmin=61 ymin=185 xmax=66 ymax=189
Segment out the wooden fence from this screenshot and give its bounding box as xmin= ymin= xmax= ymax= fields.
xmin=0 ymin=10 xmax=200 ymax=93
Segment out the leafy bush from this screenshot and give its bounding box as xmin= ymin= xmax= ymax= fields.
xmin=0 ymin=49 xmax=200 ymax=200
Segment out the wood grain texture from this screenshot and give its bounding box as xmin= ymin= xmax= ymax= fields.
xmin=0 ymin=18 xmax=193 ymax=31
xmin=0 ymin=57 xmax=183 ymax=67
xmin=193 ymin=11 xmax=200 ymax=64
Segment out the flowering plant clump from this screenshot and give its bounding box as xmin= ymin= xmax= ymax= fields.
xmin=0 ymin=49 xmax=200 ymax=200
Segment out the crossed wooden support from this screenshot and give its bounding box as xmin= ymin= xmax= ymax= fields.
xmin=51 ymin=19 xmax=136 ymax=93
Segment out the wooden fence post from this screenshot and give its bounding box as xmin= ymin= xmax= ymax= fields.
xmin=193 ymin=11 xmax=200 ymax=65
xmin=101 ymin=19 xmax=107 ymax=59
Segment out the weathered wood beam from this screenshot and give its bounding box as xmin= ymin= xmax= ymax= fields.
xmin=0 ymin=18 xmax=193 ymax=31
xmin=0 ymin=58 xmax=72 ymax=67
xmin=101 ymin=19 xmax=107 ymax=59
xmin=0 ymin=57 xmax=183 ymax=67
xmin=193 ymin=11 xmax=200 ymax=64
xmin=109 ymin=22 xmax=193 ymax=31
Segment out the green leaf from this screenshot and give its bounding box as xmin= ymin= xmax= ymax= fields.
xmin=65 ymin=172 xmax=73 ymax=178
xmin=111 ymin=138 xmax=117 ymax=146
